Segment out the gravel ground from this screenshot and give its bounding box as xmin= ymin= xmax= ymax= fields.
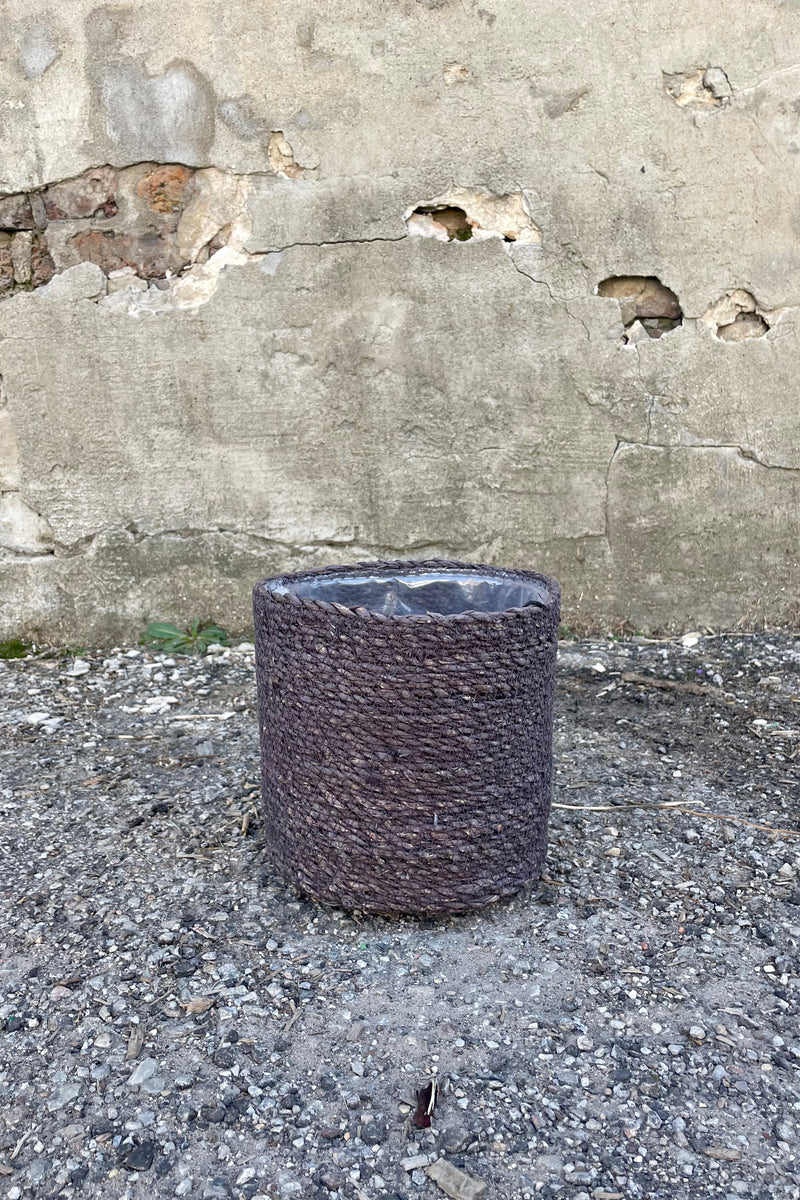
xmin=1 ymin=633 xmax=799 ymax=1200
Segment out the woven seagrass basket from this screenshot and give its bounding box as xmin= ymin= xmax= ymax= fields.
xmin=253 ymin=559 xmax=560 ymax=915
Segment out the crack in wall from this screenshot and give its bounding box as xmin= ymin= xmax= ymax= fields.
xmin=603 ymin=439 xmax=623 ymax=549
xmin=642 ymin=392 xmax=654 ymax=443
xmin=42 ymin=522 xmax=480 ymax=563
xmin=0 ymin=492 xmax=55 ymax=556
xmin=609 ymin=439 xmax=800 ymax=472
xmin=700 ymin=445 xmax=800 ymax=472
xmin=508 ymin=256 xmax=591 ymax=342
xmin=91 ymin=235 xmax=410 ymax=317
xmin=735 ymin=62 xmax=800 ymax=96
xmin=601 ymin=435 xmax=799 ymax=554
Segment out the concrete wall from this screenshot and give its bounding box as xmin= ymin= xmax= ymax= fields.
xmin=1 ymin=0 xmax=799 ymax=641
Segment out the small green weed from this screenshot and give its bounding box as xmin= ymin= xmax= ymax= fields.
xmin=140 ymin=620 xmax=230 ymax=655
xmin=0 ymin=637 xmax=32 ymax=659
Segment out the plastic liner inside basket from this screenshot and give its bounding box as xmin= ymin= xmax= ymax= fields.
xmin=269 ymin=571 xmax=551 ymax=617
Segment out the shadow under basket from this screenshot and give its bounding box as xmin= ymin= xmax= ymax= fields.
xmin=252 ymin=559 xmax=561 ymax=915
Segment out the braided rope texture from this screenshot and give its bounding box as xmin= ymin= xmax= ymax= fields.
xmin=253 ymin=559 xmax=560 ymax=915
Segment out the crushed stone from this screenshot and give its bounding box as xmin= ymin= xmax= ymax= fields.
xmin=0 ymin=634 xmax=798 ymax=1199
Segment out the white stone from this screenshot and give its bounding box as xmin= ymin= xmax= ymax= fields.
xmin=40 ymin=263 xmax=107 ymax=303
xmin=127 ymin=1057 xmax=159 ymax=1088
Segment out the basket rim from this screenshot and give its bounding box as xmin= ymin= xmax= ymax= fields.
xmin=253 ymin=558 xmax=560 ymax=624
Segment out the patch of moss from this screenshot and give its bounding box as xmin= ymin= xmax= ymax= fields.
xmin=0 ymin=637 xmax=32 ymax=659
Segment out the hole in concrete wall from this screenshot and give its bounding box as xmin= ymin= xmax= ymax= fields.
xmin=597 ymin=275 xmax=683 ymax=342
xmin=407 ymin=205 xmax=474 ymax=241
xmin=267 ymin=131 xmax=305 ymax=180
xmin=404 ymin=189 xmax=541 ymax=244
xmin=443 ymin=62 xmax=471 ymax=85
xmin=664 ymin=67 xmax=732 ymax=109
xmin=703 ymin=289 xmax=770 ymax=341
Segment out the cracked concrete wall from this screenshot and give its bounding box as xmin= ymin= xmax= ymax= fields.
xmin=1 ymin=0 xmax=799 ymax=640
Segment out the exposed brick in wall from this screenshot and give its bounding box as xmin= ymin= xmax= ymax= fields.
xmin=0 ymin=163 xmax=248 ymax=299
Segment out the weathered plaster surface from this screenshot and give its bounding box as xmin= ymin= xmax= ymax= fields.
xmin=1 ymin=0 xmax=799 ymax=638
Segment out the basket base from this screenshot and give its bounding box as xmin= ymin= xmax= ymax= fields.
xmin=261 ymin=836 xmax=549 ymax=917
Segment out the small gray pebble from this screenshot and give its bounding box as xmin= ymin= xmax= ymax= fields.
xmin=202 ymin=1180 xmax=233 ymax=1200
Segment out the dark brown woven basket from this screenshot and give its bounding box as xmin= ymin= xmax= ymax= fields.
xmin=252 ymin=559 xmax=560 ymax=915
